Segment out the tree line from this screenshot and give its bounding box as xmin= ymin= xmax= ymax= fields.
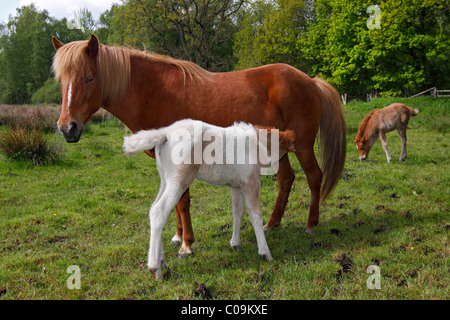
xmin=0 ymin=0 xmax=448 ymax=105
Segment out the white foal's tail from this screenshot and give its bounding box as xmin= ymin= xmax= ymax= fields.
xmin=410 ymin=108 xmax=419 ymax=116
xmin=123 ymin=129 xmax=167 ymax=156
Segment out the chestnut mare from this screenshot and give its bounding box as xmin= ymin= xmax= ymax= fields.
xmin=52 ymin=34 xmax=346 ymax=256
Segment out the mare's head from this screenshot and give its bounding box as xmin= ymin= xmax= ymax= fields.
xmin=52 ymin=34 xmax=130 ymax=142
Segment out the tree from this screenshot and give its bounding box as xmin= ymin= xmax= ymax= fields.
xmin=302 ymin=0 xmax=449 ymax=97
xmin=233 ymin=0 xmax=312 ymax=71
xmin=137 ymin=0 xmax=246 ymax=71
xmin=0 ymin=5 xmax=54 ymax=103
xmin=0 ymin=4 xmax=87 ymax=104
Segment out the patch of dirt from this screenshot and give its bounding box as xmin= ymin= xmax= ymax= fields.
xmin=334 ymin=253 xmax=353 ymax=282
xmin=330 ymin=228 xmax=341 ymax=236
xmin=193 ymin=281 xmax=213 ymax=299
xmin=373 ymin=225 xmax=389 ymax=234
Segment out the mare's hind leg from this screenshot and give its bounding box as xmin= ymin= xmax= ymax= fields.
xmin=171 ymin=189 xmax=195 ymax=258
xmin=379 ymin=131 xmax=392 ymax=163
xmin=264 ymin=155 xmax=295 ymax=230
xmin=396 ymin=128 xmax=407 ymax=161
xmin=230 ymin=187 xmax=245 ymax=250
xmin=295 ymin=147 xmax=322 ymax=234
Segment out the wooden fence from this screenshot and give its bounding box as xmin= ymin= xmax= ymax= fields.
xmin=409 ymin=87 xmax=450 ymax=98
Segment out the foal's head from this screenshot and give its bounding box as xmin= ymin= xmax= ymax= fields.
xmin=354 ymin=111 xmax=376 ymax=160
xmin=354 ymin=136 xmax=370 ymax=160
xmin=52 ymin=34 xmax=130 ymax=142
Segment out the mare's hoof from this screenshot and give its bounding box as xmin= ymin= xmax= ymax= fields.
xmin=231 ymin=245 xmax=241 ymax=251
xmin=263 ymin=223 xmax=280 ymax=232
xmin=177 ymin=252 xmax=192 ymax=260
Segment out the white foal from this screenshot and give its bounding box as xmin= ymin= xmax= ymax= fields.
xmin=123 ymin=119 xmax=295 ymax=280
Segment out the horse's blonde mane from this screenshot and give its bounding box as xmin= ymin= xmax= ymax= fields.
xmin=52 ymin=40 xmax=212 ymax=103
xmin=355 ymin=110 xmax=376 ymax=141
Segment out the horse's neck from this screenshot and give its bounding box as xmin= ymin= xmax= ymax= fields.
xmin=102 ymin=56 xmax=179 ymax=133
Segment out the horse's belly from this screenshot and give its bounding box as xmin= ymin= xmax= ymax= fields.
xmin=196 ymin=164 xmax=248 ymax=188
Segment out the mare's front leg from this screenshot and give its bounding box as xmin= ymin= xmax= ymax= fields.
xmin=379 ymin=131 xmax=392 ymax=162
xmin=264 ymin=155 xmax=295 ymax=230
xmin=171 ymin=189 xmax=195 ymax=258
xmin=230 ymin=187 xmax=245 ymax=250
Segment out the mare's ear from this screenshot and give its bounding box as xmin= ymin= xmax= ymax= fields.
xmin=85 ymin=34 xmax=99 ymax=59
xmin=52 ymin=36 xmax=64 ymax=52
xmin=354 ymin=137 xmax=359 ymax=143
xmin=279 ymin=130 xmax=296 ymax=152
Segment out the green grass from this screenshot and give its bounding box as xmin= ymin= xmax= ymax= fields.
xmin=0 ymin=97 xmax=448 ymax=299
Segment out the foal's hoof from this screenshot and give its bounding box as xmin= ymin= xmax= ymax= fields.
xmin=303 ymin=227 xmax=315 ymax=235
xmin=260 ymin=254 xmax=274 ymax=262
xmin=149 ymin=268 xmax=163 ymax=280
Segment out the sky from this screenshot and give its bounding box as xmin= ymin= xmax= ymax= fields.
xmin=0 ymin=0 xmax=118 ymax=24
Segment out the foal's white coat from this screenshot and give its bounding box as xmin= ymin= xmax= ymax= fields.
xmin=123 ymin=119 xmax=294 ymax=280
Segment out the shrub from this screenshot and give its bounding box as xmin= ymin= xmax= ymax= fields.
xmin=31 ymin=78 xmax=62 ymax=105
xmin=0 ymin=128 xmax=64 ymax=165
xmin=0 ymin=105 xmax=59 ymax=133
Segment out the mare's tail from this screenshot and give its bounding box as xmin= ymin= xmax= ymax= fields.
xmin=123 ymin=129 xmax=167 ymax=156
xmin=313 ymin=77 xmax=347 ymax=204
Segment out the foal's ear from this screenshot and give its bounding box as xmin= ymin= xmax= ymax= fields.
xmin=52 ymin=37 xmax=64 ymax=52
xmin=85 ymin=34 xmax=99 ymax=59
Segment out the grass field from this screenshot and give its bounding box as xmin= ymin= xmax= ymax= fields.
xmin=0 ymin=97 xmax=448 ymax=300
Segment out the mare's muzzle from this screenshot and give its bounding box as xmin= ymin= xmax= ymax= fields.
xmin=58 ymin=120 xmax=82 ymax=143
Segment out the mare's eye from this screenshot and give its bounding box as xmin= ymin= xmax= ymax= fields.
xmin=85 ymin=76 xmax=94 ymax=84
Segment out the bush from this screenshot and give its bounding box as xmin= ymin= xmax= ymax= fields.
xmin=0 ymin=105 xmax=59 ymax=133
xmin=0 ymin=128 xmax=64 ymax=165
xmin=31 ymin=78 xmax=62 ymax=105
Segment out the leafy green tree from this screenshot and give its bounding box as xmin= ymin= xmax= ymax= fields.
xmin=106 ymin=0 xmax=245 ymax=71
xmin=368 ymin=0 xmax=449 ymax=96
xmin=233 ymin=0 xmax=312 ymax=71
xmin=0 ymin=5 xmax=54 ymax=103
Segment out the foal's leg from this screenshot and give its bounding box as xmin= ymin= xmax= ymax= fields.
xmin=264 ymin=155 xmax=295 ymax=231
xmin=379 ymin=131 xmax=392 ymax=163
xmin=397 ymin=127 xmax=407 ymax=161
xmin=295 ymin=147 xmax=322 ymax=233
xmin=243 ymin=183 xmax=273 ymax=261
xmin=230 ymin=187 xmax=245 ymax=250
xmin=148 ymin=184 xmax=184 ymax=280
